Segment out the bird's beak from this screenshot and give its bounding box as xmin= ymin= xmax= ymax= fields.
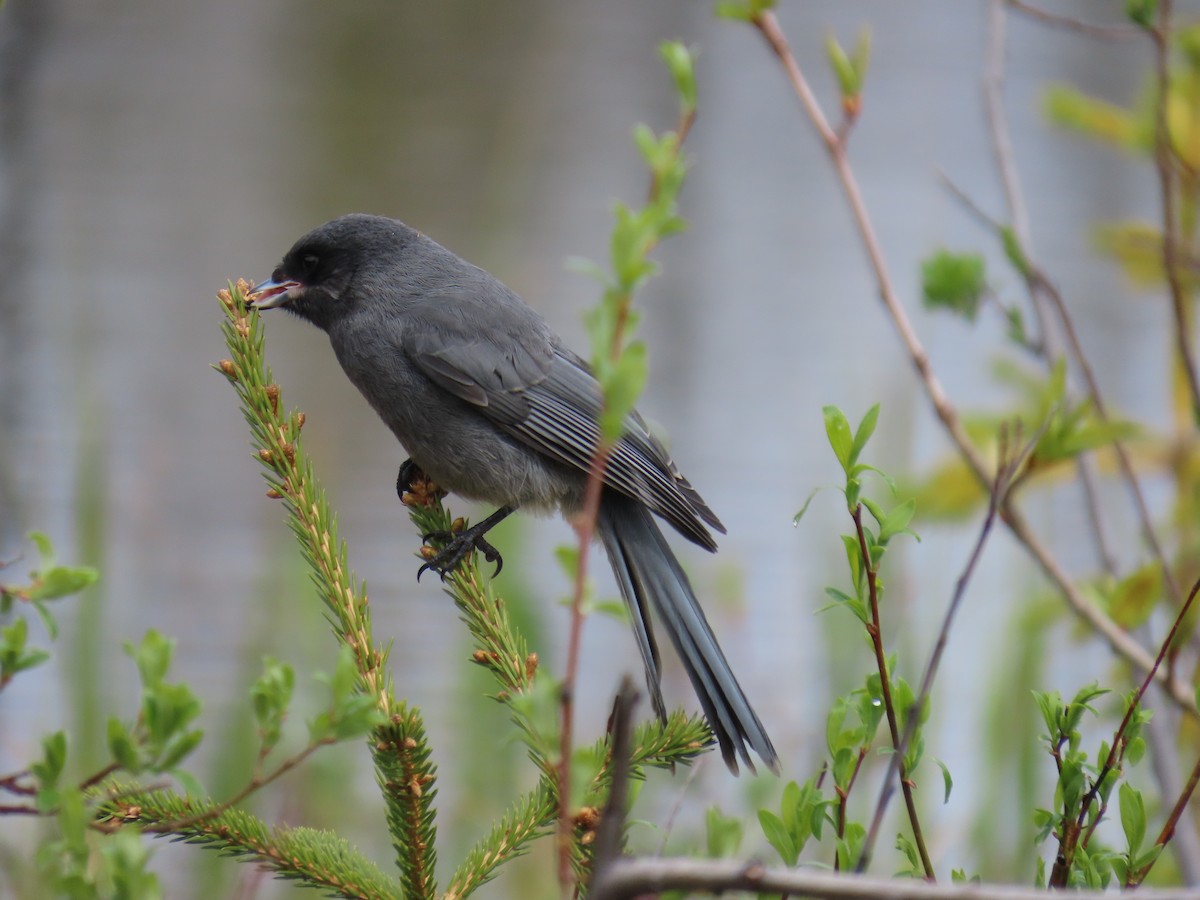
xmin=248 ymin=278 xmax=301 ymax=310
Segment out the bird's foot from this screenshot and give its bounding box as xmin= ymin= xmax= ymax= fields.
xmin=397 ymin=459 xmax=444 ymax=508
xmin=418 ymin=519 xmax=504 ymax=581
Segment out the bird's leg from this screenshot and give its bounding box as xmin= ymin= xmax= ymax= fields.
xmin=418 ymin=505 xmax=516 ymax=581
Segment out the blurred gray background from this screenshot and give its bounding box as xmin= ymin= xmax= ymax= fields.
xmin=0 ymin=0 xmax=1181 ymax=895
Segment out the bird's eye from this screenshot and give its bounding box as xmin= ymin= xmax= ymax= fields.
xmin=301 ymin=254 xmax=320 ymax=277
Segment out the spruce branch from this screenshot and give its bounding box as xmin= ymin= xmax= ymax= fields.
xmin=444 ymin=784 xmax=557 ymax=900
xmin=100 ymin=788 xmax=401 ymax=900
xmin=216 ymin=282 xmax=439 ymax=897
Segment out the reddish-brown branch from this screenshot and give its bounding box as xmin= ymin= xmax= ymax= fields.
xmin=558 ymin=443 xmax=611 ymax=890
xmin=1145 ymin=752 xmax=1200 ymax=882
xmin=851 ymin=507 xmax=934 ymax=879
xmin=859 ymin=425 xmax=1031 ymax=873
xmin=558 ymin=98 xmax=695 ymax=892
xmin=1044 ymin=577 xmax=1200 ymax=883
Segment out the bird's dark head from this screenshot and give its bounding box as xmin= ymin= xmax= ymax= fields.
xmin=249 ymin=214 xmax=418 ymax=330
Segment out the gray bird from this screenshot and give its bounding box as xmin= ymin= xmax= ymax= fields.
xmin=250 ymin=214 xmax=778 ymax=774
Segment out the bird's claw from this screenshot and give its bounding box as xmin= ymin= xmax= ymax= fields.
xmin=396 ymin=459 xmax=421 ymax=500
xmin=417 ymin=526 xmax=504 ymax=581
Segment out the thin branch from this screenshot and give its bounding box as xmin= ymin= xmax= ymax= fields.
xmin=751 ymin=10 xmax=988 ymax=477
xmin=851 ymin=506 xmax=934 ymax=879
xmin=857 ymin=423 xmax=1032 ymax=872
xmin=985 ymin=0 xmax=1050 ymax=354
xmin=559 ymin=99 xmax=695 ymax=893
xmin=1080 ymin=577 xmax=1200 ymax=832
xmin=1006 ymin=0 xmax=1143 ymax=40
xmin=146 ymin=739 xmax=333 ymax=834
xmin=560 ymin=447 xmax=610 ymax=891
xmin=589 ymin=856 xmax=1200 ymax=900
xmin=587 ymin=678 xmax=638 ymax=892
xmin=984 ymin=0 xmax=1125 ymax=576
xmin=1145 ymin=751 xmax=1200 ymax=882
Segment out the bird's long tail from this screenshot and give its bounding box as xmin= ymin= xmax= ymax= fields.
xmin=597 ymin=493 xmax=778 ymax=774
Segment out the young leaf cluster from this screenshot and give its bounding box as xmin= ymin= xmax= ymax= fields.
xmin=0 ymin=531 xmax=98 ymax=688
xmin=1032 ymin=683 xmax=1157 ymax=888
xmin=579 ymin=40 xmax=697 ymax=440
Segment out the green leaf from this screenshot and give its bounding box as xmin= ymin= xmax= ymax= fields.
xmin=1093 ymin=222 xmax=1179 ymax=289
xmin=29 ymin=600 xmax=58 ymax=640
xmin=1126 ymin=0 xmax=1157 ymax=28
xmin=825 ymin=34 xmax=859 ymax=98
xmin=792 ymin=487 xmax=822 ymax=525
xmin=126 ymin=630 xmax=174 ymax=689
xmin=0 ymin=618 xmax=51 ymax=683
xmin=251 ymin=657 xmax=295 ymax=755
xmin=632 ymin=124 xmax=660 ymax=168
xmin=33 ymin=730 xmax=67 ymax=788
xmin=1108 ymin=563 xmax=1163 ymax=630
xmin=1033 ymin=689 xmax=1061 ymax=737
xmin=103 ymin=828 xmax=162 ymax=899
xmin=599 ymin=341 xmax=648 ymax=440
xmin=714 ymin=0 xmax=776 ymax=22
xmin=903 ymin=455 xmax=987 ymax=520
xmin=158 ymin=728 xmax=204 ymax=771
xmin=826 ymin=696 xmax=860 ymax=756
xmin=1005 ymin=305 xmax=1028 ymax=347
xmin=823 ymin=405 xmax=854 ymax=473
xmin=108 ymin=717 xmax=140 ymax=771
xmin=592 ymin=599 xmax=630 ymax=623
xmin=878 ymin=498 xmax=917 ymax=544
xmin=705 ymin=806 xmax=744 ymax=858
xmin=936 ymin=757 xmax=953 ymax=803
xmin=1043 ymin=85 xmax=1140 ymax=149
xmin=1000 ymin=226 xmax=1032 ymax=280
xmin=758 ymin=809 xmax=797 ymax=865
xmin=0 ymin=532 xmax=98 ymax=612
xmin=29 ymin=531 xmax=54 ymax=561
xmin=836 ymin=822 xmax=866 ymax=873
xmin=26 ymin=564 xmax=99 ymax=602
xmin=1126 ymin=734 xmax=1147 ymax=767
xmin=822 ymin=586 xmax=868 ymax=624
xmin=852 ymin=29 xmax=872 ymax=92
xmin=32 ymin=731 xmax=67 ymax=813
xmin=921 ymin=249 xmax=987 ymax=321
xmin=310 ymin=648 xmax=388 ymax=744
xmin=1133 ymin=844 xmax=1163 ymax=876
xmin=660 ymin=41 xmax=697 ymax=112
xmin=1119 ymin=783 xmax=1146 ymax=857
xmin=855 ymin=678 xmax=885 ymax=741
xmin=850 ymin=404 xmax=880 ymax=464
xmin=895 ymin=833 xmax=921 ymax=876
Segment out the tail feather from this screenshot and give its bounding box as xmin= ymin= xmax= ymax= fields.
xmin=597 ymin=494 xmax=778 ymax=774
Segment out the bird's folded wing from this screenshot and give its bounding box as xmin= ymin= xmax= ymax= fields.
xmin=407 ymin=313 xmax=723 ymax=549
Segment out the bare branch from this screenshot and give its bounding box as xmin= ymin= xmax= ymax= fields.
xmin=590 ymin=856 xmax=1200 ymax=900
xmin=1006 ymin=0 xmax=1142 ymax=40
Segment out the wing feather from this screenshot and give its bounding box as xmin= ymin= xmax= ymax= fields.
xmin=406 ymin=303 xmax=723 ymax=548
